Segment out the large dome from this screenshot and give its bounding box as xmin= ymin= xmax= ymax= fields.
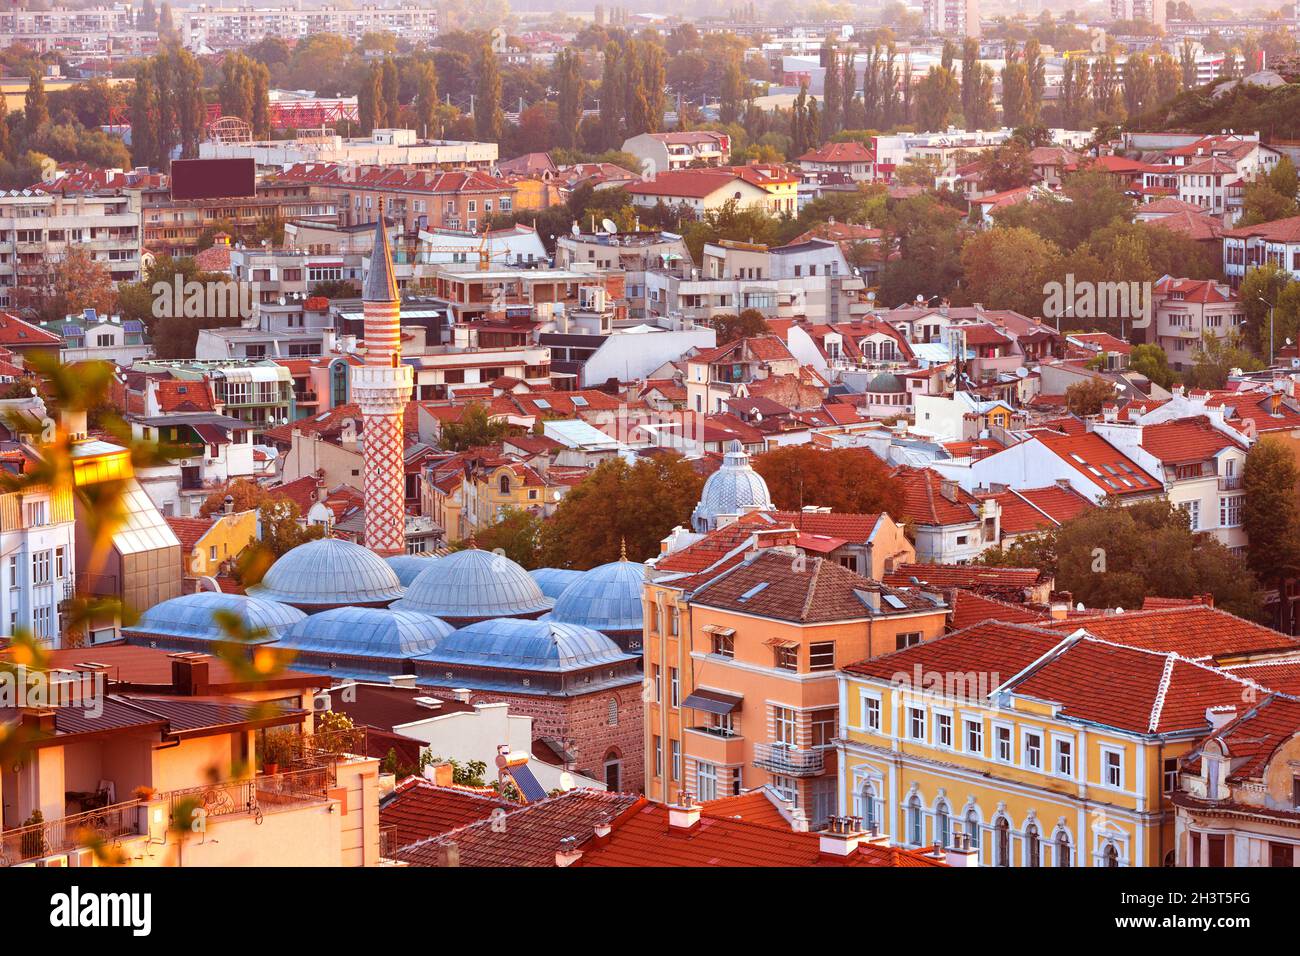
xmin=128 ymin=592 xmax=305 ymax=643
xmin=247 ymin=537 xmax=405 ymax=609
xmin=393 ymin=548 xmax=552 ymax=619
xmin=386 ymin=553 xmax=440 ymax=587
xmin=691 ymin=440 xmax=773 ymax=532
xmin=551 ymin=559 xmax=645 ymax=632
xmin=278 ymin=607 xmax=453 ymax=657
xmin=529 ymin=567 xmax=583 ymax=599
xmin=416 ymin=618 xmax=629 ymax=672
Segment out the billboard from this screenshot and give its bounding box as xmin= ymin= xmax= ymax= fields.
xmin=170 ymin=158 xmax=257 ymax=200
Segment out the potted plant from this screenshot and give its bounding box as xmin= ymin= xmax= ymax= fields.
xmin=261 ymin=731 xmax=294 ymax=775
xmin=132 ymin=785 xmax=157 ymax=802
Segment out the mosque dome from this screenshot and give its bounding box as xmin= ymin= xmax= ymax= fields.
xmin=278 ymin=607 xmax=453 ymax=658
xmin=128 ymin=592 xmax=305 ymax=643
xmin=551 ymin=558 xmax=645 ymax=633
xmin=529 ymin=567 xmax=584 ymax=600
xmin=247 ymin=537 xmax=405 ymax=609
xmin=691 ymin=440 xmax=773 ymax=532
xmin=416 ymin=618 xmax=628 ymax=672
xmin=864 ymin=372 xmax=905 ymax=393
xmin=386 ymin=553 xmax=441 ymax=587
xmin=393 ymin=548 xmax=551 ymax=619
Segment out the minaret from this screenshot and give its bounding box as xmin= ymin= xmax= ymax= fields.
xmin=353 ymin=202 xmax=413 ymax=556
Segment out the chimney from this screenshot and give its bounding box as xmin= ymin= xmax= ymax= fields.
xmin=426 ymin=761 xmax=456 ymax=787
xmin=939 ymin=479 xmax=959 ymax=503
xmin=668 ymin=792 xmax=701 ymax=831
xmin=945 ymin=825 xmax=979 ymax=867
xmin=1049 ymin=602 xmax=1069 ymax=621
xmin=322 ymin=327 xmax=337 ymax=353
xmin=450 ymin=688 xmax=472 ymax=703
xmin=819 ymin=815 xmax=865 ymax=856
xmin=592 ymin=815 xmax=613 ymax=847
xmin=170 ymin=655 xmax=210 ymax=695
xmin=19 ymin=709 xmax=56 ymax=735
xmin=223 ymin=494 xmax=234 ymax=515
xmin=1102 ymin=403 xmax=1118 ymax=423
xmin=436 ymin=842 xmax=460 ymax=867
xmin=555 ymin=835 xmax=584 ymax=867
xmin=862 ymin=823 xmax=891 ymax=847
xmin=388 ymin=674 xmax=417 ymax=688
xmin=1206 ymin=705 xmax=1237 ymax=730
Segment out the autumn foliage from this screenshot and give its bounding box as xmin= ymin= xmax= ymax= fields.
xmin=752 ymin=445 xmax=905 ymax=518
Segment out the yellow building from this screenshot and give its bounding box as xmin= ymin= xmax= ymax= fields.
xmin=461 ymin=457 xmax=568 ymax=541
xmin=836 ymin=613 xmax=1278 ymax=866
xmin=167 ymin=509 xmax=259 ymax=579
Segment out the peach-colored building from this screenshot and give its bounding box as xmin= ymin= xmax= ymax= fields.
xmin=644 ymin=531 xmax=948 ymax=827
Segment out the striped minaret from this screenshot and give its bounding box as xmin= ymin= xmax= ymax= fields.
xmin=353 ymin=202 xmax=413 ymax=556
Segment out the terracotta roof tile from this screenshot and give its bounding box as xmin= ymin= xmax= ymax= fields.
xmin=380 ymin=778 xmax=513 ymax=848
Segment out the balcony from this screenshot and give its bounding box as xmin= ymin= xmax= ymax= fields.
xmin=1218 ymin=475 xmax=1243 ymax=491
xmin=685 ymin=727 xmax=746 ymax=766
xmin=0 ymin=799 xmax=142 ymax=866
xmin=164 ymin=766 xmax=333 ymax=828
xmin=753 ymin=742 xmax=825 ymax=777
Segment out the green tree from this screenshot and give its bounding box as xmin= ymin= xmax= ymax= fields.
xmin=414 ymin=60 xmax=439 ymax=138
xmin=1065 ymin=377 xmax=1119 ymax=416
xmin=554 ymin=50 xmax=584 ymax=150
xmin=259 ymin=499 xmax=326 ymax=557
xmin=1242 ymin=437 xmax=1300 ymax=594
xmin=983 ymin=139 xmax=1033 ymax=192
xmin=440 ymin=403 xmax=509 ymax=451
xmin=1186 ymin=332 xmax=1265 ymax=389
xmin=24 ymin=70 xmax=48 ymax=138
xmin=476 ymin=43 xmax=503 ymax=143
xmin=600 ymin=41 xmax=625 ymax=151
xmin=470 ymin=506 xmax=543 ymax=568
xmin=960 ymin=226 xmax=1064 ymax=316
xmin=711 ymin=309 xmax=771 ymax=344
xmin=1129 ymin=343 xmax=1175 ymax=389
xmin=129 ymin=65 xmax=159 ymax=169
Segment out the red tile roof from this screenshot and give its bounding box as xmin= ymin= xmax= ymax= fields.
xmin=700 ymin=788 xmax=799 ymax=830
xmin=166 ymin=516 xmax=216 ymax=554
xmin=946 ymin=588 xmax=1049 ymax=630
xmin=890 ymin=465 xmax=981 ymax=526
xmin=1034 ymin=430 xmax=1161 ymax=496
xmin=1222 ymin=213 xmax=1300 ymax=242
xmin=762 ymin=510 xmax=883 ymax=541
xmin=156 ymin=379 xmax=217 ymax=413
xmin=1138 ymin=415 xmax=1244 ymax=464
xmin=0 ymin=311 xmax=61 ymax=347
xmin=883 ymin=563 xmax=1045 ymax=592
xmin=1189 ymin=695 xmax=1300 ymax=781
xmin=980 ymin=484 xmax=1095 ymax=536
xmin=625 ymin=169 xmax=753 ymax=199
xmin=799 ymin=141 xmax=875 ymax=164
xmin=1043 ymin=605 xmax=1300 ymax=661
xmin=379 ymin=777 xmax=513 ymax=848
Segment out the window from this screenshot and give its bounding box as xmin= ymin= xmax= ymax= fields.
xmin=1163 ymin=757 xmax=1179 ymax=794
xmin=24 ymin=500 xmax=47 ymax=527
xmin=31 ymin=550 xmax=50 ymax=586
xmin=32 ymin=605 xmax=50 ymax=639
xmin=907 ymin=796 xmax=923 ymax=845
xmin=1182 ymin=499 xmax=1200 ymax=530
xmin=1104 ymin=843 xmax=1120 ymax=868
xmin=607 ymin=698 xmax=618 ymax=726
xmin=696 ymin=761 xmax=718 ymax=801
xmin=858 ymin=782 xmax=878 ymax=832
xmin=965 ymin=810 xmax=980 ymax=849
xmin=773 ymin=644 xmax=798 ymax=670
xmin=1104 ymin=749 xmax=1123 ymax=788
xmin=653 ymin=736 xmax=662 ymax=777
xmin=54 ymin=547 xmax=65 ymax=580
xmin=1025 ymin=732 xmax=1043 ymax=770
xmin=995 ymin=725 xmax=1012 ymax=762
xmin=1219 ymin=495 xmax=1242 ymax=527
xmin=810 ymin=707 xmax=837 ymax=748
xmin=908 ymin=707 xmax=926 ymax=741
xmin=710 ymin=711 xmax=734 ymax=736
xmin=896 ymin=631 xmax=922 ymax=650
xmin=1054 ymin=738 xmax=1074 ymax=777
xmin=670 ymin=608 xmax=679 ymax=636
xmin=771 ymin=775 xmax=797 ymax=804
xmin=772 ymin=706 xmax=796 ymax=746
xmin=996 ymin=818 xmax=1010 ymax=866
xmin=809 ymin=641 xmax=835 ymax=671
xmin=1269 ymin=842 xmax=1294 ymax=867
xmin=936 ymin=712 xmax=953 ymax=748
xmin=669 ymin=668 xmax=679 ymax=708
xmin=862 ymin=694 xmax=881 ymax=732
xmin=498 ymin=474 xmax=510 ymax=494
xmin=1056 ymin=832 xmax=1071 ymax=867
xmin=670 ymin=739 xmax=680 ymax=781
xmin=1025 ymin=824 xmax=1041 ymax=867
xmin=935 ymin=801 xmax=951 ymax=848
xmin=711 ymin=631 xmax=734 ymax=657
xmin=7 ymin=554 xmax=16 ymax=589
xmin=652 ymin=665 xmax=661 ymax=703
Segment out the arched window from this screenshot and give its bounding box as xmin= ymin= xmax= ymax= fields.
xmin=857 ymin=782 xmax=878 ymax=832
xmin=1056 ymin=831 xmax=1071 ymax=867
xmin=995 ymin=818 xmax=1010 ymax=867
xmin=1104 ymin=843 xmax=1120 ymax=868
xmin=907 ymin=795 xmax=923 ymax=846
xmin=1025 ymin=824 xmax=1041 ymax=867
xmin=965 ymin=809 xmax=981 ymax=850
xmin=331 ymin=360 xmax=349 ymax=405
xmin=935 ymin=801 xmax=951 ymax=848
xmin=498 ymin=474 xmax=511 ymax=494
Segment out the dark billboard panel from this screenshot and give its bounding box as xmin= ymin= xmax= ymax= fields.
xmin=170 ymin=158 xmax=257 ymax=200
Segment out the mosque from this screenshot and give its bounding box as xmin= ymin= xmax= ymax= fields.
xmin=120 ymin=216 xmax=647 ymax=793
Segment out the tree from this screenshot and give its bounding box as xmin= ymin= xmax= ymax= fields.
xmin=51 ymin=247 xmax=115 ymax=321
xmin=1186 ymin=332 xmax=1264 ymax=389
xmin=1023 ymin=39 xmax=1045 ymax=124
xmin=753 ymin=445 xmax=905 ymax=517
xmin=24 ymin=70 xmax=48 ymax=138
xmin=982 ymin=498 xmax=1263 ymax=619
xmin=1238 ymin=264 xmax=1298 ymax=359
xmin=960 ymin=226 xmax=1064 ymax=316
xmin=259 ymin=499 xmax=326 ymax=557
xmin=983 ymin=139 xmax=1033 ymax=192
xmin=0 ymin=93 xmax=10 ymax=161
xmin=441 ymin=403 xmax=509 ymax=451
xmin=200 ymin=477 xmax=271 ymax=517
xmin=358 ymin=63 xmax=383 ymax=135
xmin=1129 ymin=344 xmax=1175 ymax=389
xmin=554 ymin=50 xmax=584 ymax=150
xmin=1064 ymin=376 xmax=1119 ymax=416
xmin=414 ymin=60 xmax=439 ymax=138
xmin=720 ymin=58 xmax=745 ymax=126
xmin=1000 ymin=46 xmax=1029 ymax=127
xmin=1242 ymin=437 xmax=1300 ymax=593
xmin=914 ymin=64 xmax=958 ymax=132
xmin=475 ymin=43 xmax=503 ymax=143
xmin=471 ymin=506 xmax=543 ymax=567
xmin=1058 ymin=56 xmax=1088 ymax=129
xmin=600 ymin=41 xmax=625 ymax=151
xmin=539 ymin=455 xmax=704 ymax=568
xmin=711 ymin=309 xmax=771 ymax=344
xmin=381 ymin=57 xmax=400 ymax=128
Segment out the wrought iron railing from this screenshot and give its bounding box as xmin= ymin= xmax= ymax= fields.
xmin=753 ymin=742 xmax=826 ymax=777
xmin=166 ymin=766 xmax=332 ymax=829
xmin=0 ymin=800 xmax=142 ymax=866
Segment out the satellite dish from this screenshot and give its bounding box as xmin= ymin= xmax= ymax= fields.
xmin=601 ymin=218 xmax=617 ymax=234
xmin=571 ymin=221 xmax=580 ymax=236
xmin=1015 ymin=366 xmax=1029 ymax=378
xmin=915 ymin=294 xmax=924 ymax=304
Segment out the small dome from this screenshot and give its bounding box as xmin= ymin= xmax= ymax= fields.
xmin=279 ymin=607 xmax=452 ymax=657
xmin=129 ymin=592 xmax=304 ymax=643
xmin=416 ymin=618 xmax=628 ymax=672
xmin=692 ymin=440 xmax=773 ymax=532
xmin=529 ymin=567 xmax=584 ymax=599
xmin=864 ymin=372 xmax=905 ymax=393
xmin=247 ymin=538 xmax=405 ymax=609
xmin=551 ymin=559 xmax=645 ymax=632
xmin=394 ymin=548 xmax=551 ymax=619
xmin=386 ymin=553 xmax=440 ymax=587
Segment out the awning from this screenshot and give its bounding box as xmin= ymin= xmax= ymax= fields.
xmin=764 ymin=637 xmax=798 ymax=649
xmin=681 ymin=688 xmax=743 ymax=716
xmin=701 ymin=624 xmax=735 ymax=637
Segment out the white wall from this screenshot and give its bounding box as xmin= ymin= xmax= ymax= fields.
xmin=581 ymin=328 xmax=716 ymax=387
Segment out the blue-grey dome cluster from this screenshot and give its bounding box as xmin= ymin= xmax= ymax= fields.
xmin=130 ymin=592 xmax=305 ymax=644
xmin=385 ymin=553 xmax=440 ymax=587
xmin=278 ymin=607 xmax=453 ymax=657
xmin=393 ymin=548 xmax=552 ymax=619
xmin=416 ymin=618 xmax=628 ymax=672
xmin=248 ymin=537 xmax=406 ymax=608
xmin=691 ymin=440 xmax=773 ymax=532
xmin=529 ymin=567 xmax=583 ymax=599
xmin=550 ymin=559 xmax=645 ymax=633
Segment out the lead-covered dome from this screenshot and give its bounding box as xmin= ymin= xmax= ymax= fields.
xmin=530 ymin=567 xmax=583 ymax=599
xmin=247 ymin=537 xmax=405 ymax=609
xmin=393 ymin=548 xmax=551 ymax=619
xmin=128 ymin=592 xmax=305 ymax=643
xmin=551 ymin=559 xmax=645 ymax=632
xmin=278 ymin=607 xmax=453 ymax=657
xmin=386 ymin=553 xmax=440 ymax=587
xmin=416 ymin=618 xmax=628 ymax=672
xmin=691 ymin=440 xmax=773 ymax=532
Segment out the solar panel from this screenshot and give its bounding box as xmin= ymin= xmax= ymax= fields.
xmin=122 ymin=320 xmax=143 ymax=332
xmin=534 ymin=399 xmax=551 ymax=410
xmin=571 ymin=395 xmax=588 ymax=407
xmin=508 ymin=763 xmax=547 ymax=803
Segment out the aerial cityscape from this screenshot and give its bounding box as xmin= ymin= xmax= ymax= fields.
xmin=0 ymin=0 xmax=1298 ymax=912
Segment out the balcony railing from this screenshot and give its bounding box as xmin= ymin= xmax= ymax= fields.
xmin=165 ymin=766 xmax=333 ymax=828
xmin=1218 ymin=475 xmax=1243 ymax=491
xmin=753 ymin=742 xmax=825 ymax=777
xmin=0 ymin=799 xmax=142 ymax=866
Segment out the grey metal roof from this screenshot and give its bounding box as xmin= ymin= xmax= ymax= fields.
xmin=278 ymin=607 xmax=453 ymax=657
xmin=691 ymin=440 xmax=773 ymax=531
xmin=127 ymin=592 xmax=305 ymax=643
xmin=386 ymin=553 xmax=441 ymax=587
xmin=529 ymin=567 xmax=583 ymax=599
xmin=247 ymin=538 xmax=405 ymax=608
xmin=415 ymin=618 xmax=632 ymax=672
xmin=550 ymin=559 xmax=645 ymax=632
xmin=393 ymin=548 xmax=552 ymax=618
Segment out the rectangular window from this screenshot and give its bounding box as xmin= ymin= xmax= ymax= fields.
xmin=653 ymin=736 xmax=662 ymax=777
xmin=808 ymin=641 xmax=835 ymax=671
xmin=1055 ymin=738 xmax=1074 ymax=777
xmin=810 ymin=707 xmax=837 ymax=748
xmin=31 ymin=550 xmax=50 ymax=586
xmin=54 ymin=547 xmax=65 ymax=580
xmin=908 ymin=707 xmax=926 ymax=741
xmin=25 ymin=500 xmax=47 ymax=527
xmin=1105 ymin=749 xmax=1123 ymax=788
xmin=7 ymin=554 xmax=16 ymax=589
xmin=772 ymin=706 xmax=796 ymax=746
xmin=896 ymin=631 xmax=922 ymax=650
xmin=652 ymin=665 xmax=661 ymax=703
xmin=696 ymin=761 xmax=718 ymax=801
xmin=711 ymin=631 xmax=734 ymax=657
xmin=32 ymin=605 xmax=50 ymax=639
xmin=995 ymin=725 xmax=1012 ymax=762
xmin=862 ymin=695 xmax=881 ymax=732
xmin=671 ymin=740 xmax=680 ymax=782
xmin=1163 ymin=758 xmax=1179 ymax=794
xmin=773 ymin=644 xmax=798 ymax=671
xmin=1025 ymin=732 xmax=1043 ymax=770
xmin=936 ymin=712 xmax=953 ymax=748
xmin=670 ymin=667 xmax=679 ymax=708
xmin=965 ymin=719 xmax=983 ymax=754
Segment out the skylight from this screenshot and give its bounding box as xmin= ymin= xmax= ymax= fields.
xmin=737 ymin=582 xmax=769 ymax=602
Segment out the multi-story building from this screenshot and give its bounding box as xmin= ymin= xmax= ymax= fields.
xmin=1223 ymin=214 xmax=1300 ymax=288
xmin=1110 ymin=0 xmax=1165 ymax=27
xmin=0 ymin=7 xmax=164 ymax=58
xmin=622 ymin=131 xmax=731 ymax=173
xmin=204 ymin=129 xmax=497 ymax=172
xmin=38 ymin=310 xmax=152 ymax=366
xmin=141 ymin=181 xmax=338 ymax=259
xmin=685 ymin=334 xmax=803 ymax=415
xmin=555 ymin=229 xmax=692 ymax=319
xmin=0 ymin=190 xmax=142 ymax=308
xmin=923 ymin=0 xmax=980 ymax=36
xmin=1151 ymin=277 xmax=1245 ymax=370
xmin=644 ymin=535 xmax=949 ymax=826
xmin=0 ymin=467 xmax=77 ymax=648
xmin=133 ymin=359 xmax=296 ymax=438
xmin=186 ymin=3 xmax=438 ymax=48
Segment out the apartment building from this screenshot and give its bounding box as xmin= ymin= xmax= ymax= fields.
xmin=0 ymin=478 xmax=77 ymax=648
xmin=644 ymin=531 xmax=948 ymax=826
xmin=0 ymin=6 xmax=164 ymax=57
xmin=203 ymin=129 xmax=497 ymax=172
xmin=555 ymin=229 xmax=692 ymax=318
xmin=187 ymin=3 xmax=438 ymax=48
xmin=133 ymin=359 xmax=296 ymax=437
xmin=1151 ymin=277 xmax=1245 ymax=370
xmin=1223 ymin=214 xmax=1300 ymax=287
xmin=0 ymin=190 xmax=142 ymax=308
xmin=622 ymin=131 xmax=731 ymax=174
xmin=922 ymin=0 xmax=981 ymax=37
xmin=141 ymin=181 xmax=338 ymax=259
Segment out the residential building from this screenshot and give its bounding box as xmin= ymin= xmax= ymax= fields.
xmin=0 ymin=468 xmax=77 ymax=648
xmin=187 ymin=4 xmax=439 ymax=48
xmin=923 ymin=0 xmax=981 ymax=37
xmin=622 ymin=131 xmax=731 ymax=173
xmin=798 ymin=142 xmax=877 ymax=182
xmin=166 ymin=507 xmax=259 ymax=581
xmin=203 ymin=130 xmax=497 ymax=172
xmin=626 ymin=169 xmax=773 ymax=216
xmin=1223 ymin=214 xmax=1300 ymax=287
xmin=38 ymin=311 xmax=151 ymax=366
xmin=1151 ymin=278 xmax=1245 ymax=370
xmin=891 ymin=465 xmax=1000 ymax=563
xmin=141 ymin=180 xmax=338 ymax=259
xmin=685 ymin=335 xmax=802 ymax=415
xmin=132 ymin=359 xmax=296 ymax=438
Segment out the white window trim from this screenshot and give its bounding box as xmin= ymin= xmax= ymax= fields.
xmin=933 ymin=707 xmax=954 ymax=751
xmin=1022 ymin=725 xmax=1045 ymax=771
xmin=1100 ymin=744 xmax=1126 ymax=791
xmin=1051 ymin=732 xmax=1076 ymax=780
xmin=858 ymin=690 xmax=883 ymax=733
xmin=992 ymin=721 xmax=1014 ymax=763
